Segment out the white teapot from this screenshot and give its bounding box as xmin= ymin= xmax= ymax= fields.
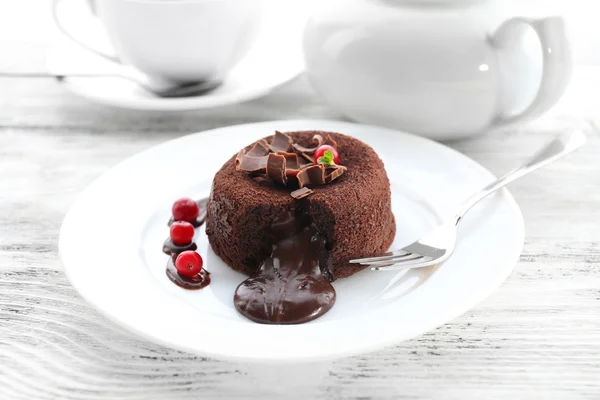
xmin=303 ymin=0 xmax=572 ymax=140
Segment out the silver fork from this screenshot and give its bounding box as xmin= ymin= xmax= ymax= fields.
xmin=350 ymin=130 xmax=587 ymax=271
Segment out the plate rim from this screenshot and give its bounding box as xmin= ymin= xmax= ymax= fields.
xmin=59 ymin=119 xmax=525 ymax=362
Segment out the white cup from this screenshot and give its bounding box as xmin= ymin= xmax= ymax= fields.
xmin=53 ymin=0 xmax=266 ymax=85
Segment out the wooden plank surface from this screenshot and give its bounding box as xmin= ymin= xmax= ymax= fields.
xmin=1 ymin=1 xmax=600 ymax=399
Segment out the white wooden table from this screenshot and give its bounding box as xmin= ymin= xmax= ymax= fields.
xmin=2 ymin=2 xmax=600 ymax=399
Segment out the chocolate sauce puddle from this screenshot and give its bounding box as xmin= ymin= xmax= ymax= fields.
xmin=166 ymin=256 xmax=211 ymax=290
xmin=164 ymin=197 xmax=210 ymax=290
xmin=233 ymin=207 xmax=336 ymax=324
xmin=162 ymin=239 xmax=197 ymax=256
xmin=168 ymin=198 xmax=208 ymax=228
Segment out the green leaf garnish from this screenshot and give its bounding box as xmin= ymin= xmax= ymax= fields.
xmin=317 ymin=150 xmax=335 ymax=166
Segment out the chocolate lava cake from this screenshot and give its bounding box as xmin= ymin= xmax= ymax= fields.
xmin=205 ymin=130 xmax=395 ymax=280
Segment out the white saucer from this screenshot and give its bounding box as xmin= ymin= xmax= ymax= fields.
xmin=46 ymin=0 xmax=309 ymax=111
xmin=59 ymin=120 xmax=524 ymax=362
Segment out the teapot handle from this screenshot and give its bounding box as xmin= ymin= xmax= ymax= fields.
xmin=490 ymin=16 xmax=572 ymax=129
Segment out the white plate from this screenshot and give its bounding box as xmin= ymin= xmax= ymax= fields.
xmin=59 ymin=120 xmax=524 ymax=362
xmin=46 ymin=0 xmax=309 ymax=111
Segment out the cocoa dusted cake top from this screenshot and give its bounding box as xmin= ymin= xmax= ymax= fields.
xmin=235 ymin=131 xmax=348 ymax=196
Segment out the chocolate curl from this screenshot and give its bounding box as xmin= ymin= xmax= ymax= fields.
xmin=235 ymin=149 xmax=269 ymax=174
xmin=324 ymin=165 xmax=347 ymax=183
xmin=277 ymin=151 xmax=299 ymax=169
xmin=292 ymin=134 xmax=324 ymax=153
xmin=299 ymin=152 xmax=314 ymax=163
xmin=247 ymin=140 xmax=270 ymax=157
xmin=237 ymin=131 xmax=346 ymax=190
xmin=266 ymin=153 xmax=287 ymax=185
xmin=269 ymin=131 xmax=292 ymax=153
xmin=297 ymin=164 xmax=326 ymax=188
xmin=324 ymin=134 xmax=338 ymax=149
xmin=291 ymin=187 xmax=314 ymax=199
xmin=277 ymin=151 xmax=301 ymax=181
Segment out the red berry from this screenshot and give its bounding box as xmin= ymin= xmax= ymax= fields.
xmin=172 ymin=198 xmax=199 ymax=223
xmin=170 ymin=221 xmax=195 ymax=245
xmin=314 ymin=145 xmax=340 ymax=165
xmin=175 ymin=251 xmax=203 ymax=277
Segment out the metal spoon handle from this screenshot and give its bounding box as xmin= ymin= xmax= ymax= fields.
xmin=0 ymin=72 xmax=221 ymax=98
xmin=454 ymin=130 xmax=587 ymax=224
xmin=0 ymin=72 xmax=130 ymax=78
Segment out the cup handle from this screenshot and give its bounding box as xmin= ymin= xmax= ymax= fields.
xmin=490 ymin=16 xmax=572 ymax=128
xmin=52 ymin=0 xmax=121 ymax=64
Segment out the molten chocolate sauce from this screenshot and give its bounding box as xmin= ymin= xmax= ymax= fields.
xmin=233 ymin=207 xmax=336 ymax=324
xmin=162 ymin=239 xmax=197 ymax=256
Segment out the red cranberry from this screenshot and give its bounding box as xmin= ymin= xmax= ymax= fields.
xmin=172 ymin=198 xmax=199 ymax=223
xmin=314 ymin=145 xmax=340 ymax=165
xmin=170 ymin=221 xmax=195 ymax=245
xmin=175 ymin=251 xmax=203 ymax=277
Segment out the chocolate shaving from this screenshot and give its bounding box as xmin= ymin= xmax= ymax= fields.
xmin=277 ymin=151 xmax=299 ymax=169
xmin=235 ymin=138 xmax=279 ymax=174
xmin=266 ymin=153 xmax=287 ymax=185
xmin=269 ymin=131 xmax=292 ymax=153
xmin=247 ymin=140 xmax=270 ymax=157
xmin=324 ymin=134 xmax=338 ymax=149
xmin=292 ymin=134 xmax=324 ymax=154
xmin=297 ymin=164 xmax=326 ymax=188
xmin=278 ymin=152 xmax=302 ymax=181
xmin=235 ymin=149 xmax=244 ymax=165
xmin=299 ymin=152 xmax=314 ymax=163
xmin=298 ymin=158 xmax=311 ymax=167
xmin=235 ymin=149 xmax=268 ymax=173
xmin=291 ymin=187 xmax=314 ymax=199
xmin=325 ymin=165 xmax=347 ymax=183
xmin=236 ymin=131 xmax=346 ymax=191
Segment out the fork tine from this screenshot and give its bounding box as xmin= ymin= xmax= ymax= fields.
xmin=349 ymin=250 xmax=412 ymax=264
xmin=370 ymin=263 xmax=428 ymax=271
xmin=370 ymin=258 xmax=438 ymax=271
xmin=365 ymin=254 xmax=426 ymax=267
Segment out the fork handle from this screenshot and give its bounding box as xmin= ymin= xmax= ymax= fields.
xmin=454 ymin=130 xmax=586 ymax=224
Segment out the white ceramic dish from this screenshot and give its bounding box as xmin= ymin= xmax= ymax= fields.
xmin=59 ymin=120 xmax=524 ymax=362
xmin=47 ymin=0 xmax=309 ymax=110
